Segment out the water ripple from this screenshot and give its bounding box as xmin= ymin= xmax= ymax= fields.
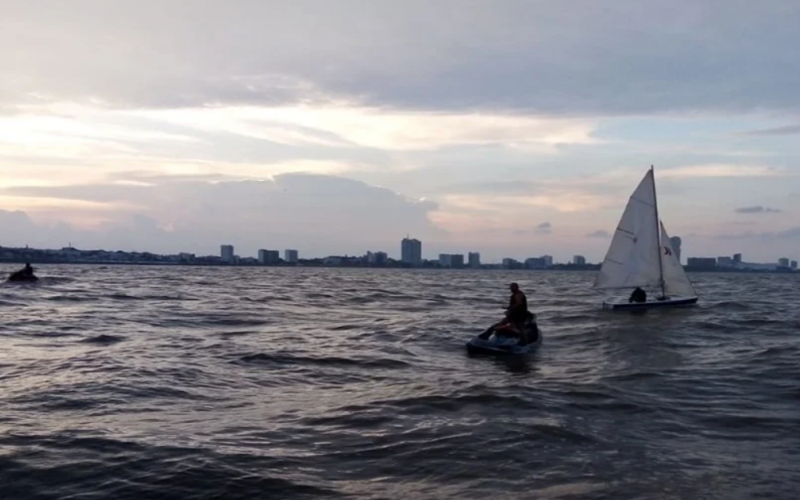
xmin=0 ymin=264 xmax=798 ymax=499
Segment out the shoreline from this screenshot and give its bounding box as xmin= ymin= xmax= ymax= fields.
xmin=0 ymin=259 xmax=796 ymax=274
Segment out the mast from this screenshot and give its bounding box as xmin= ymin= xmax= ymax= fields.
xmin=650 ymin=165 xmax=666 ymax=298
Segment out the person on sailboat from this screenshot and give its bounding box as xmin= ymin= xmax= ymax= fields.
xmin=629 ymin=287 xmax=646 ymax=303
xmin=498 ymin=283 xmax=529 ymax=338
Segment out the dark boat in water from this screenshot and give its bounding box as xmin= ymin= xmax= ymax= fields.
xmin=6 ymin=263 xmax=38 ymax=283
xmin=466 ymin=313 xmax=542 ymax=355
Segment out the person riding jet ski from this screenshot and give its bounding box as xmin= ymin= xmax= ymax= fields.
xmin=8 ymin=262 xmax=38 ymax=282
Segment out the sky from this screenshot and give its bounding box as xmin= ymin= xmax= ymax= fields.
xmin=1 ymin=0 xmax=799 ymax=263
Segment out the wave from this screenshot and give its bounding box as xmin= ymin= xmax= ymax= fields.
xmin=45 ymin=295 xmax=97 ymax=302
xmin=81 ymin=334 xmax=126 ymax=344
xmin=237 ymin=352 xmax=411 ymax=370
xmin=0 ymin=435 xmax=340 ymax=500
xmin=2 ymin=267 xmax=799 ymax=499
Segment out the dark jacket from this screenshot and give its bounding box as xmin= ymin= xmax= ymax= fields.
xmin=629 ymin=287 xmax=647 ymax=303
xmin=507 ymin=291 xmax=528 ymax=320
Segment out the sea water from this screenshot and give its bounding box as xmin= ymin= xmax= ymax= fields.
xmin=0 ymin=265 xmax=798 ymax=499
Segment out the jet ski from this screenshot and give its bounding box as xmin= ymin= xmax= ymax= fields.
xmin=7 ymin=264 xmax=38 ymax=283
xmin=466 ymin=312 xmax=542 ymax=355
xmin=7 ymin=271 xmax=38 ymax=282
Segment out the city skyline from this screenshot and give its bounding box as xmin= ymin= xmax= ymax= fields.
xmin=1 ymin=2 xmax=799 ymax=262
xmin=213 ymin=237 xmax=798 ymax=269
xmin=1 ymin=232 xmax=796 ymax=269
xmin=1 ymin=239 xmax=795 ymax=273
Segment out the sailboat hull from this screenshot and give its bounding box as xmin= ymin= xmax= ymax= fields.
xmin=602 ymin=295 xmax=698 ymax=311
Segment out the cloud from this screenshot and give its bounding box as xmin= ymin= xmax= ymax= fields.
xmin=0 ymin=102 xmax=376 ymax=186
xmin=3 ymin=1 xmax=800 ymax=264
xmin=509 ymin=222 xmax=554 ymax=235
xmin=122 ymin=104 xmax=599 ymax=152
xmin=434 ymin=163 xmax=796 ymax=218
xmin=0 ymin=173 xmax=444 ymax=256
xmin=713 ymin=226 xmax=800 ymax=241
xmin=3 ymin=1 xmax=800 ymax=116
xmin=740 ymin=124 xmax=800 ymax=136
xmin=734 ymin=205 xmax=782 ymax=214
xmin=778 ymin=227 xmax=800 ymax=238
xmin=657 ymin=164 xmax=791 ymax=179
xmin=586 ymin=230 xmax=611 ymax=238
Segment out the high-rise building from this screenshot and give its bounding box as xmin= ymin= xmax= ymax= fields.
xmin=221 ymin=245 xmax=234 ymax=263
xmin=779 ymin=257 xmax=790 ymax=268
xmin=542 ymin=255 xmax=553 ymax=268
xmin=791 ymin=260 xmax=798 ymax=270
xmin=733 ymin=253 xmax=742 ymax=264
xmin=468 ymin=252 xmax=481 ymax=268
xmin=401 ymin=237 xmax=422 ymax=266
xmin=284 ymin=249 xmax=299 ymax=263
xmin=669 ymin=236 xmax=682 ymax=263
xmin=573 ymin=255 xmax=586 ymax=266
xmin=258 ymin=249 xmax=280 ymax=264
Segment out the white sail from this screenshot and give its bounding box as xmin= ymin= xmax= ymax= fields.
xmin=659 ymin=221 xmax=697 ymax=297
xmin=593 ymin=169 xmax=662 ymax=289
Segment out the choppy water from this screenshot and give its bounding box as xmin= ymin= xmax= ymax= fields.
xmin=1 ymin=265 xmax=798 ymax=499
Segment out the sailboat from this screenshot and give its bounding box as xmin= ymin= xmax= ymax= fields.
xmin=593 ymin=166 xmax=699 ymax=311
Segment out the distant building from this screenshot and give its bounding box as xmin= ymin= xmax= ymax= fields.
xmin=438 ymin=253 xmax=463 ymax=268
xmin=525 ymin=257 xmax=546 ymax=269
xmin=573 ymin=255 xmax=586 ymax=266
xmin=179 ymin=252 xmax=195 ymax=262
xmin=733 ymin=253 xmax=742 ymax=264
xmin=542 ymin=255 xmax=553 ymax=268
xmin=366 ymin=251 xmax=388 ymax=265
xmin=717 ymin=256 xmax=734 ymax=268
xmin=220 ymin=245 xmax=234 ymax=263
xmin=778 ymin=257 xmax=790 ymax=268
xmin=258 ymin=249 xmax=280 ymax=265
xmin=669 ymin=236 xmax=682 ymax=263
xmin=323 ymin=256 xmax=343 ymax=266
xmin=687 ymin=257 xmax=717 ymax=269
xmin=502 ymin=258 xmax=519 ymax=269
xmin=468 ymin=252 xmax=481 ymax=268
xmin=736 ymin=260 xmax=776 ymax=271
xmin=401 ymin=237 xmax=422 ymax=266
xmin=791 ymin=260 xmax=798 ymax=270
xmin=284 ymin=249 xmax=299 ymax=263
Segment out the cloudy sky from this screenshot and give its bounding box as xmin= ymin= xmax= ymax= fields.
xmin=1 ymin=0 xmax=799 ymax=262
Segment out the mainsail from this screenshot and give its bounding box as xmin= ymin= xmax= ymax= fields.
xmin=659 ymin=221 xmax=697 ymax=297
xmin=593 ymin=169 xmax=663 ymax=290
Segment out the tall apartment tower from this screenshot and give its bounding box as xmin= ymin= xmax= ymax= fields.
xmin=401 ymin=237 xmax=422 ymax=266
xmin=220 ymin=245 xmax=234 ymax=263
